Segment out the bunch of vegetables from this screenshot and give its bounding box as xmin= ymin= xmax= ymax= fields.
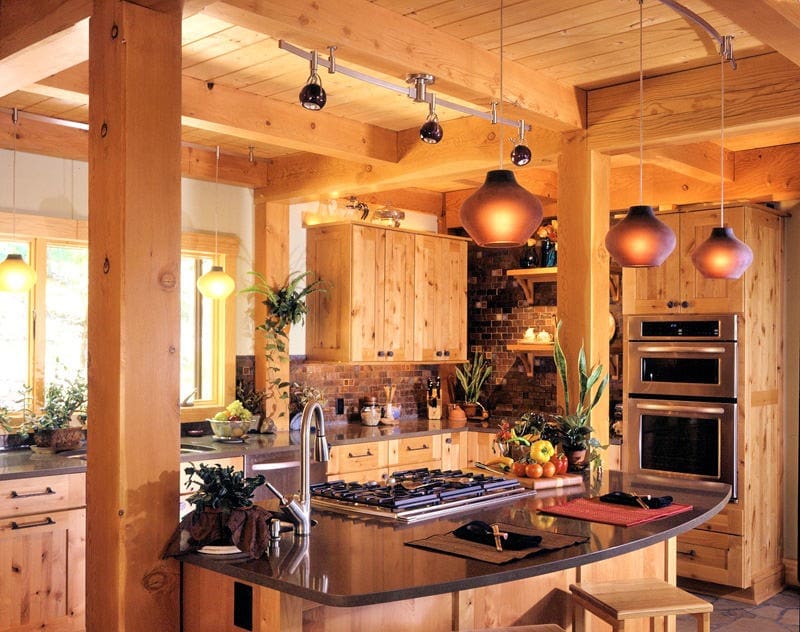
xmin=213 ymin=400 xmax=252 ymax=422
xmin=489 ymin=413 xmax=569 ymax=479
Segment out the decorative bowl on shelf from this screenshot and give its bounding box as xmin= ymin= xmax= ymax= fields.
xmin=208 ymin=419 xmax=251 ymax=438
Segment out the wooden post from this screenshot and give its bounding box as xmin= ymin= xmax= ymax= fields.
xmin=253 ymin=194 xmax=290 ymax=429
xmin=87 ymin=1 xmax=182 ymax=629
xmin=556 ymin=131 xmax=611 ymax=457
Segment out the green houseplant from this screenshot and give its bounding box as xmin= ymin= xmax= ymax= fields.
xmin=454 ymin=352 xmax=492 ymax=418
xmin=552 ymin=322 xmax=608 ymax=469
xmin=242 ymin=271 xmax=326 ymax=427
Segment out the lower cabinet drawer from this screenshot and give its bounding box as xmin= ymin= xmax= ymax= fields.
xmin=677 ymin=528 xmax=745 ymax=588
xmin=0 ymin=473 xmax=86 ymax=518
xmin=327 ymin=442 xmax=387 ymax=476
xmin=393 ymin=435 xmax=442 ymax=468
xmin=327 ymin=467 xmax=388 ymax=484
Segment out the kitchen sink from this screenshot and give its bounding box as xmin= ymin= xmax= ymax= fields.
xmin=179 ymin=443 xmax=217 ymax=454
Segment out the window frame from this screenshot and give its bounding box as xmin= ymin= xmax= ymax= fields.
xmin=1 ymin=211 xmax=237 ymax=422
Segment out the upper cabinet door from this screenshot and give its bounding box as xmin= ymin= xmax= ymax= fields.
xmin=381 ymin=229 xmax=416 ymax=361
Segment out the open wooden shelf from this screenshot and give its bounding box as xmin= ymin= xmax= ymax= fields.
xmin=506 ymin=343 xmax=554 ymax=376
xmin=507 ymin=267 xmax=557 ymax=305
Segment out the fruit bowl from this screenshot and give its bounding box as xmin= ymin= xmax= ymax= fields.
xmin=208 ymin=419 xmax=251 ymax=438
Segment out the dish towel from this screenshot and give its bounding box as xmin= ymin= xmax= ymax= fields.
xmin=406 ymin=522 xmax=588 ymax=564
xmin=538 ymin=497 xmax=692 ymax=527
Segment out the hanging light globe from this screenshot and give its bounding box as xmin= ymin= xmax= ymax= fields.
xmin=196 ymin=265 xmax=235 ymax=299
xmin=605 ymin=205 xmax=676 ymax=267
xmin=691 ymin=226 xmax=753 ymax=279
xmin=459 ymin=170 xmax=543 ymax=248
xmin=0 ymin=254 xmax=37 ymax=292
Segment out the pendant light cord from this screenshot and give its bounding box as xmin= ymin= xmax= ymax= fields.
xmin=719 ymin=51 xmax=725 ymax=227
xmin=498 ymin=0 xmax=505 ymax=169
xmin=214 ymin=145 xmax=220 ymax=261
xmin=11 ymin=108 xmax=18 ymax=238
xmin=638 ymin=0 xmax=644 ymax=205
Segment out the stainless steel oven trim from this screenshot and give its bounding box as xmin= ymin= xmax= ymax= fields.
xmin=627 ymin=397 xmax=737 ymax=501
xmin=627 ymin=313 xmax=738 ymax=341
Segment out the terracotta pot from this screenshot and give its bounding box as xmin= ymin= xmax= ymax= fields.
xmin=34 ymin=427 xmax=84 ymax=450
xmin=565 ymin=448 xmax=587 ymax=470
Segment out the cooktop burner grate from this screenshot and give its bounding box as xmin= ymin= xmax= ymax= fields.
xmin=310 ymin=467 xmax=536 ymax=522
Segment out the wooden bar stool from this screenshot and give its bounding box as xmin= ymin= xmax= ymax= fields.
xmin=468 ymin=626 xmax=565 ymax=632
xmin=570 ymin=578 xmax=712 ymax=632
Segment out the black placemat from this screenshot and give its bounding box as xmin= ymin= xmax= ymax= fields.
xmin=406 ymin=522 xmax=588 ymax=564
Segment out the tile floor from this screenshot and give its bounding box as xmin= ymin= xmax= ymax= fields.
xmin=676 ymin=586 xmax=799 ymax=631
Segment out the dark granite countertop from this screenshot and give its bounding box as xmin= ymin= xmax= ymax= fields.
xmin=181 ymin=471 xmax=731 ymax=608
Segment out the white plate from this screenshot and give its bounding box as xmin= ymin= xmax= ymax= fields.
xmin=198 ymin=545 xmax=242 ymax=555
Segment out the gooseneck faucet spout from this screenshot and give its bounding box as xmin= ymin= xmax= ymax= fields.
xmin=270 ymin=400 xmax=328 ymax=536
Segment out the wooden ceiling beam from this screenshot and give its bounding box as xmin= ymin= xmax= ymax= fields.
xmin=643 ymin=142 xmax=734 ymax=185
xmin=0 ymin=112 xmax=269 ymax=187
xmin=702 ymin=0 xmax=800 ymax=67
xmin=588 ymin=53 xmax=800 ymax=153
xmin=610 ymin=143 xmax=800 ymax=209
xmin=257 ymin=117 xmax=563 ymax=202
xmin=204 ymin=0 xmax=585 ymax=131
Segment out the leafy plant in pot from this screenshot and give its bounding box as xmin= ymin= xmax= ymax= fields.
xmin=164 ymin=462 xmax=273 ymax=558
xmin=235 ymin=381 xmax=273 ymax=433
xmin=242 ymin=271 xmax=326 ymax=427
xmin=552 ymin=322 xmax=608 ymax=470
xmin=454 ymin=352 xmax=492 ymax=419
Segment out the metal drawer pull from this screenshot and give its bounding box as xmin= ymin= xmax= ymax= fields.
xmin=406 ymin=444 xmax=429 ymax=452
xmin=10 ymin=486 xmax=56 ymax=499
xmin=677 ymin=549 xmax=697 ymax=558
xmin=347 ymin=449 xmax=373 ymax=459
xmin=11 ymin=517 xmax=56 ymax=530
xmin=637 ymin=345 xmax=726 ymax=354
xmin=636 ymin=403 xmax=725 ymax=415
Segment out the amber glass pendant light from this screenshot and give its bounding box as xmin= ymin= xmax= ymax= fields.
xmin=691 ymin=44 xmax=752 ymax=279
xmin=0 ymin=108 xmax=37 ymax=293
xmin=604 ymin=1 xmax=676 ymax=267
xmin=459 ymin=0 xmax=542 ymax=248
xmin=196 ymin=146 xmax=235 ymax=300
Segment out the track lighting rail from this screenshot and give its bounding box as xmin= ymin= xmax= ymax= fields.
xmin=278 ymin=39 xmax=531 ymax=133
xmin=654 ymin=0 xmax=736 ymax=68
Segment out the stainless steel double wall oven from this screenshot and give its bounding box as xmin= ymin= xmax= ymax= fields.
xmin=625 ymin=314 xmax=738 ymax=500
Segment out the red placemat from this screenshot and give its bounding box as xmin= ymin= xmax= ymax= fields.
xmin=538 ymin=497 xmax=693 ymax=527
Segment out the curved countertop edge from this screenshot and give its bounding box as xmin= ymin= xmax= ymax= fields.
xmin=180 ymin=473 xmax=732 ymax=608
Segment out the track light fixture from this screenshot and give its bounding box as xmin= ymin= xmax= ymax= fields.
xmin=510 ymin=119 xmax=532 ymax=166
xmin=299 ymin=50 xmax=327 ymax=111
xmin=419 ymin=94 xmax=443 ymax=144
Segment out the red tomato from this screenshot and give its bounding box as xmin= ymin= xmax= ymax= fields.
xmin=525 ymin=462 xmax=543 ymax=479
xmin=512 ymin=461 xmax=528 ymax=477
xmin=542 ymin=461 xmax=556 ymax=478
xmin=551 ymin=453 xmax=569 ymax=475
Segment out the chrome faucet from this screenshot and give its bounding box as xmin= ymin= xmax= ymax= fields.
xmin=264 ymin=401 xmax=328 ymax=536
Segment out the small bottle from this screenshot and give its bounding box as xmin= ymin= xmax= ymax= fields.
xmin=427 ymin=377 xmax=442 ymax=420
xmin=360 ymin=397 xmax=381 ymax=426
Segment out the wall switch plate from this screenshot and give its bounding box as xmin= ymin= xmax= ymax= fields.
xmin=336 ymin=398 xmax=345 ymax=415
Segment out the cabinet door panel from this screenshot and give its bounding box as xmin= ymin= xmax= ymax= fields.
xmin=414 ymin=234 xmax=440 ymax=361
xmin=382 ymin=230 xmax=415 ymax=361
xmin=441 ymin=238 xmax=467 ymax=361
xmin=0 ymin=508 xmax=85 ymax=631
xmin=352 ymin=225 xmax=385 ymax=361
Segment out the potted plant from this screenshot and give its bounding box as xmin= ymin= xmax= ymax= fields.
xmin=552 ymin=321 xmax=608 ymax=470
xmin=163 ymin=462 xmax=273 ymax=558
xmin=235 ymin=381 xmax=273 ymax=433
xmin=242 ymin=271 xmax=326 ymax=427
xmin=289 ymin=382 xmax=325 ymax=430
xmin=454 ymin=352 xmax=492 ymax=418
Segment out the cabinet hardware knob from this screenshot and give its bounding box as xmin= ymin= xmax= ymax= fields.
xmin=387 ymin=350 xmax=394 ymax=357
xmin=666 ymin=300 xmax=676 ymax=308
xmin=10 ymin=487 xmax=55 ymax=499
xmin=681 ymin=301 xmax=689 ymax=308
xmin=11 ymin=517 xmax=56 ymax=530
xmin=377 ymin=351 xmax=385 ymax=357
xmin=435 ymin=350 xmax=443 ymax=357
xmin=443 ymin=350 xmax=450 ymax=357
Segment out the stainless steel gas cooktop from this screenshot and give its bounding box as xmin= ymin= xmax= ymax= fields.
xmin=310 ymin=467 xmax=536 ymax=523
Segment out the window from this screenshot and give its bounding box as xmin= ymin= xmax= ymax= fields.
xmin=0 ymin=213 xmax=237 ymax=420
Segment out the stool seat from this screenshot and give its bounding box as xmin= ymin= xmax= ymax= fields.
xmin=468 ymin=626 xmax=565 ymax=632
xmin=570 ymin=578 xmax=712 ymax=632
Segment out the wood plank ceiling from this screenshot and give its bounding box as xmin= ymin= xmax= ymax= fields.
xmin=0 ymin=0 xmax=799 ymax=202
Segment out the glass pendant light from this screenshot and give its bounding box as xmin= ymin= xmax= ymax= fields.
xmin=0 ymin=109 xmax=37 ymax=293
xmin=459 ymin=0 xmax=542 ymax=248
xmin=692 ymin=41 xmax=752 ymax=279
xmin=197 ymin=146 xmax=235 ymax=299
xmin=605 ymin=1 xmax=676 ymax=267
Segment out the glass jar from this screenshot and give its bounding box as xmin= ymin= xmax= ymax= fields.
xmin=360 ymin=397 xmax=381 ymax=426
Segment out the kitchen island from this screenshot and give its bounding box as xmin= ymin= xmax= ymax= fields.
xmin=181 ymin=471 xmax=730 ymax=631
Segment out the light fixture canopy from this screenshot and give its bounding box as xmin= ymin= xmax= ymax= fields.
xmin=605 ymin=205 xmax=677 ymax=267
xmin=0 ymin=253 xmax=37 ymax=292
xmin=460 ymin=170 xmax=543 ymax=248
xmin=0 ymin=108 xmax=37 ymax=293
xmin=196 ymin=146 xmax=235 ymax=300
xmin=197 ymin=265 xmax=235 ymax=299
xmin=691 ymin=37 xmax=752 ymax=280
xmin=299 ymin=50 xmax=327 ymax=110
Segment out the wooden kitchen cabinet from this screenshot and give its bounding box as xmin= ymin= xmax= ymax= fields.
xmin=622 ymin=205 xmax=776 ymax=314
xmin=306 ymin=222 xmax=467 ymax=363
xmin=414 ymin=234 xmax=468 ymax=362
xmin=0 ymin=473 xmax=86 ymax=631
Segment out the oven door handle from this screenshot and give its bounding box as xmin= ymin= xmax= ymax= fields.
xmin=634 ymin=402 xmax=726 ymax=415
xmin=635 ymin=345 xmax=728 ymax=354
